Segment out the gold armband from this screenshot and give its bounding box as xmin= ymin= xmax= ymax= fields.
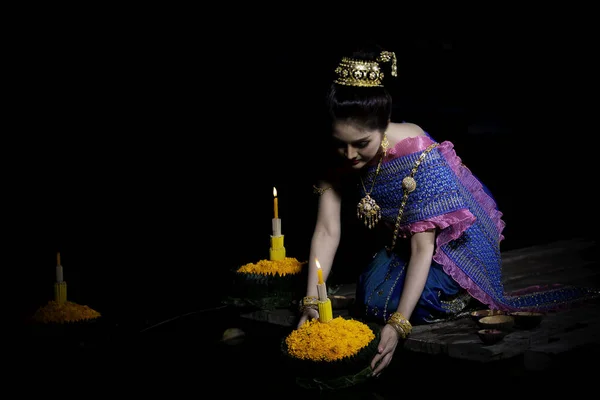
xmin=312 ymin=185 xmax=332 ymax=196
xmin=299 ymin=296 xmax=319 ymax=314
xmin=386 ymin=312 xmax=413 ymax=339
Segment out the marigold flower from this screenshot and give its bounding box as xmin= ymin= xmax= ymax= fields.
xmin=285 ymin=317 xmax=375 ymax=362
xmin=237 ymin=257 xmax=305 ymax=277
xmin=32 ymin=300 xmax=101 ymax=324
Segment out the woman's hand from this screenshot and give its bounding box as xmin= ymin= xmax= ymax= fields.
xmin=370 ymin=323 xmax=400 ymax=377
xmin=296 ymin=307 xmax=319 ymax=329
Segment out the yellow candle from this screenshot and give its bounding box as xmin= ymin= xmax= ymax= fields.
xmin=315 ymin=258 xmax=328 ymax=301
xmin=318 ymin=298 xmax=333 ymax=323
xmin=273 ymin=186 xmax=278 ymax=219
xmin=316 ymin=258 xmax=324 ymax=285
xmin=54 ymin=281 xmax=67 ymax=304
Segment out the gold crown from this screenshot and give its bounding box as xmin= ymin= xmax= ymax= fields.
xmin=334 ymin=51 xmax=397 ymax=87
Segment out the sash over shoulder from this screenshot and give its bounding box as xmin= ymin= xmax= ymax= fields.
xmin=359 ymin=133 xmax=599 ymax=312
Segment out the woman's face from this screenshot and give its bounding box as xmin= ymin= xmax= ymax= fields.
xmin=332 ymin=120 xmax=383 ymax=170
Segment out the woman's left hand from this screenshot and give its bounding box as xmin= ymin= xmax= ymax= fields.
xmin=370 ymin=323 xmax=399 ymax=377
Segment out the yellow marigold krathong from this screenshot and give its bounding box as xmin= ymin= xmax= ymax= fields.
xmin=285 ymin=317 xmax=375 ymax=362
xmin=237 ymin=257 xmax=304 ymax=277
xmin=32 ymin=300 xmax=101 ymax=324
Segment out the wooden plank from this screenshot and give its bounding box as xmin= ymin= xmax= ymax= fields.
xmin=240 ymin=308 xmax=351 ymax=328
xmin=500 ymin=237 xmax=595 ymax=266
xmin=406 ymin=317 xmax=532 ymax=361
xmin=240 ymin=309 xmax=296 ymax=327
xmin=237 ymin=237 xmax=600 ymax=367
xmin=524 ymin=322 xmax=600 ymax=371
xmin=406 ymin=302 xmax=600 ymax=363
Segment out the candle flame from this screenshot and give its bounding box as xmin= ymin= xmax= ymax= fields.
xmin=273 ymin=186 xmax=277 ymax=197
xmin=315 ymin=257 xmax=325 ymax=289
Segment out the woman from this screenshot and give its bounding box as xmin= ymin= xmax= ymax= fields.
xmin=296 ymin=42 xmax=598 ymax=378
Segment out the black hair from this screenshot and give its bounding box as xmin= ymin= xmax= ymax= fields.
xmin=325 ymin=42 xmax=393 ymax=132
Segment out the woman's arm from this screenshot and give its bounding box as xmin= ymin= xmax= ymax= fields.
xmin=370 ymin=229 xmax=436 ymax=376
xmin=305 ymin=183 xmax=342 ymax=297
xmin=396 ymin=229 xmax=436 ymax=319
xmin=296 ymin=183 xmax=342 ymax=329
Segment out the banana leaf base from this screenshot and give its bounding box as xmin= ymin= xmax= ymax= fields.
xmin=281 ymin=322 xmax=381 ymax=392
xmin=227 ymin=270 xmax=304 ymax=310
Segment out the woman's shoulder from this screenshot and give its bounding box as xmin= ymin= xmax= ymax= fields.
xmin=385 ymin=122 xmax=435 ymax=157
xmin=397 ymin=121 xmax=426 ymax=135
xmin=387 ymin=122 xmax=426 ymax=144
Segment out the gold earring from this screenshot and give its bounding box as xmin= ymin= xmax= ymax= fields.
xmin=381 ymin=134 xmax=390 ymax=155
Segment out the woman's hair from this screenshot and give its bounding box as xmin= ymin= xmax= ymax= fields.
xmin=325 ymin=42 xmax=393 ymax=132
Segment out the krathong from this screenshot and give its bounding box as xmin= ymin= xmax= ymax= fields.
xmin=285 ymin=317 xmax=375 ymax=362
xmin=237 ymin=257 xmax=304 ymax=277
xmin=33 ymin=300 xmax=101 ymax=324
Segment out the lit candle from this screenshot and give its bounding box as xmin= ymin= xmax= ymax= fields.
xmin=271 ymin=186 xmax=282 ymax=238
xmin=56 ymin=252 xmax=63 ymax=282
xmin=316 ymin=259 xmax=324 ymax=285
xmin=315 ymin=258 xmax=333 ymax=323
xmin=318 ymin=298 xmax=333 ymax=323
xmin=315 ymin=258 xmax=327 ymax=301
xmin=273 ymin=186 xmax=279 ymax=219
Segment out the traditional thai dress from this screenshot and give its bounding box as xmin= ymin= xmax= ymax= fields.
xmin=355 ymin=133 xmax=599 ymax=325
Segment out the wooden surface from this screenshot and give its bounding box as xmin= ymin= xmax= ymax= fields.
xmin=240 ymin=237 xmax=600 ymax=370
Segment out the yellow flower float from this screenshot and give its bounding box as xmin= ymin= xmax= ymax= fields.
xmin=237 ymin=257 xmax=304 ymax=277
xmin=226 ymin=257 xmax=307 ymax=310
xmin=33 ymin=300 xmax=101 ymax=324
xmin=285 ymin=317 xmax=375 ymax=362
xmin=281 ymin=317 xmax=381 ymax=391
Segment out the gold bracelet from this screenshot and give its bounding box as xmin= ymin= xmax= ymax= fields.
xmin=312 ymin=185 xmax=332 ymax=196
xmin=298 ymin=296 xmax=319 ymax=314
xmin=391 ymin=312 xmax=413 ymax=335
xmin=386 ymin=312 xmax=413 ymax=339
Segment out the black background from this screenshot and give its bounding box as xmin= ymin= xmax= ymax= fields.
xmin=9 ymin=11 xmax=597 ymax=328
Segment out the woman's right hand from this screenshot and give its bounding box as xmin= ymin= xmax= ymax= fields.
xmin=296 ymin=307 xmax=319 ymax=329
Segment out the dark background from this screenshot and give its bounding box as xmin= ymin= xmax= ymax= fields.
xmin=10 ymin=13 xmax=597 ymax=329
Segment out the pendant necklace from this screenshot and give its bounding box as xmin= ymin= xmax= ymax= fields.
xmin=357 ymin=134 xmax=389 ymax=229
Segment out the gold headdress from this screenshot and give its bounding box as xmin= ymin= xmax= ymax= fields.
xmin=334 ymin=50 xmax=397 ymax=87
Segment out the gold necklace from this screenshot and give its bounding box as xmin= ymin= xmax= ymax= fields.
xmin=386 ymin=142 xmax=440 ymax=253
xmin=357 ymin=135 xmax=389 ymax=229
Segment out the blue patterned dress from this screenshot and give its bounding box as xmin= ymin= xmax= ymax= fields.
xmin=355 ymin=134 xmax=598 ymax=325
